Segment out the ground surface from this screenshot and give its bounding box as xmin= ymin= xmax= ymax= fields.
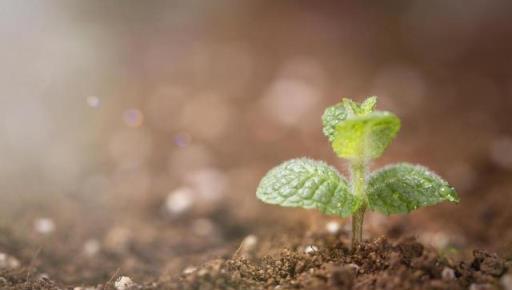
xmin=1 ymin=157 xmax=512 ymax=289
xmin=1 ymin=229 xmax=511 ymax=290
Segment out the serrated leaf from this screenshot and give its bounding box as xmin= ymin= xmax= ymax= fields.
xmin=322 ymin=97 xmax=378 ymax=143
xmin=256 ymin=158 xmax=359 ymax=217
xmin=331 ymin=111 xmax=400 ymax=160
xmin=360 ymin=96 xmax=377 ymax=114
xmin=322 ymin=103 xmax=347 ymax=142
xmin=342 ymin=98 xmax=360 ymax=116
xmin=367 ymin=163 xmax=459 ymax=215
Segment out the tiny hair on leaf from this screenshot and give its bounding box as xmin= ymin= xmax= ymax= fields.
xmin=367 ymin=163 xmax=459 ymax=215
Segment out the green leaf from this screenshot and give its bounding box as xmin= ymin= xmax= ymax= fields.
xmin=367 ymin=163 xmax=459 ymax=215
xmin=256 ymin=158 xmax=359 ymax=217
xmin=360 ymin=96 xmax=377 ymax=114
xmin=331 ymin=112 xmax=400 ymax=160
xmin=322 ymin=102 xmax=347 ymax=142
xmin=322 ymin=96 xmax=378 ymax=143
xmin=342 ymin=98 xmax=360 ymax=116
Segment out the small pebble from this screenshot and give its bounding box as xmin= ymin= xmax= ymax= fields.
xmin=34 ymin=218 xmax=55 ymax=235
xmin=239 ymin=235 xmax=258 ymax=256
xmin=165 ymin=187 xmax=195 ymax=215
xmin=501 ymin=274 xmax=512 ymax=290
xmin=0 ymin=277 xmax=8 ymax=285
xmin=198 ymin=268 xmax=209 ymax=276
xmin=325 ymin=221 xmax=340 ymax=234
xmin=442 ymin=267 xmax=455 ymax=280
xmin=183 ymin=266 xmax=197 ymax=275
xmin=115 ymin=276 xmax=135 ymax=290
xmin=0 ymin=252 xmax=20 ymax=269
xmin=304 ymin=245 xmax=318 ymax=254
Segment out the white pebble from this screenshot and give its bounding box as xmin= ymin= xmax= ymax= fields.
xmin=418 ymin=231 xmax=450 ymax=249
xmin=115 ymin=276 xmax=135 ymax=290
xmin=442 ymin=267 xmax=455 ymax=280
xmin=165 ymin=187 xmax=195 ymax=215
xmin=501 ymin=274 xmax=512 ymax=290
xmin=241 ymin=235 xmax=258 ymax=248
xmin=0 ymin=252 xmax=20 ymax=269
xmin=34 ymin=218 xmax=55 ymax=234
xmin=239 ymin=235 xmax=258 ymax=256
xmin=325 ymin=221 xmax=340 ymax=234
xmin=304 ymin=245 xmax=319 ymax=254
xmin=183 ymin=266 xmax=197 ymax=275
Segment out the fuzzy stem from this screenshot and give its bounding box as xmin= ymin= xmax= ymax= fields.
xmin=350 ymin=161 xmax=368 ymax=248
xmin=351 ymin=203 xmax=366 ymax=246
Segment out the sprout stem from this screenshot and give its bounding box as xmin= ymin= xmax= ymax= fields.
xmin=350 ymin=160 xmax=368 ymax=248
xmin=351 ymin=204 xmax=366 ymax=247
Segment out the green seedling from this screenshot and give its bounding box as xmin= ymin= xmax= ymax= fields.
xmin=256 ymin=96 xmax=459 ymax=248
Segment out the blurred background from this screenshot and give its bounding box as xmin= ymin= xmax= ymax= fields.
xmin=1 ymin=0 xmax=512 ymax=285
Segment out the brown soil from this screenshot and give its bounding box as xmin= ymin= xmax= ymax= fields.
xmin=1 ymin=154 xmax=512 ymax=290
xmin=1 ymin=228 xmax=511 ymax=290
xmin=167 ymin=234 xmax=510 ymax=290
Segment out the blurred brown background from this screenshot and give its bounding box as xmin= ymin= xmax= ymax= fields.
xmin=1 ymin=0 xmax=512 ymax=284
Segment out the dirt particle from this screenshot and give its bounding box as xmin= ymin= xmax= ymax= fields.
xmin=183 ymin=266 xmax=197 ymax=275
xmin=0 ymin=253 xmax=20 ymax=269
xmin=237 ymin=234 xmax=258 ymax=257
xmin=397 ymin=238 xmax=424 ymax=261
xmin=304 ymin=245 xmax=319 ymax=254
xmin=0 ymin=277 xmax=7 ymax=286
xmin=114 ymin=276 xmax=135 ymax=290
xmin=442 ymin=267 xmax=456 ymax=280
xmin=472 ymin=249 xmax=505 ymax=276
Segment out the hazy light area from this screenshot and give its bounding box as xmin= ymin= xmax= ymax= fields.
xmin=0 ymin=0 xmax=510 ymax=215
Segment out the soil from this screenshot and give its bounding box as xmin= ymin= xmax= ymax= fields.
xmin=1 ymin=230 xmax=511 ymax=290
